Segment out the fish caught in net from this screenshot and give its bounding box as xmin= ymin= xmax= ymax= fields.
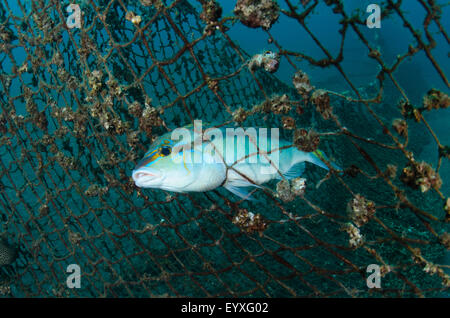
xmin=0 ymin=0 xmax=448 ymax=297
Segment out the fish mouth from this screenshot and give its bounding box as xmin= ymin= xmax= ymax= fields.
xmin=133 ymin=171 xmax=156 ymax=179
xmin=132 ymin=167 xmax=162 ymax=188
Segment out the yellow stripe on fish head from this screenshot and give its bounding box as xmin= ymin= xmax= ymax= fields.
xmin=136 ymin=139 xmax=172 ymax=168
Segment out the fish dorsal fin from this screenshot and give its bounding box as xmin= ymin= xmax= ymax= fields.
xmin=277 ymin=162 xmax=305 ymax=180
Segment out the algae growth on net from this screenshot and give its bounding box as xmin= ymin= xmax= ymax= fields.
xmin=0 ymin=0 xmax=449 ymax=297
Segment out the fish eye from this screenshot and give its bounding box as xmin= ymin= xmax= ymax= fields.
xmin=160 ymin=146 xmax=171 ymax=156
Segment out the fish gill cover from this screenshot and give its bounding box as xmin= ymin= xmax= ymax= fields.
xmin=0 ymin=0 xmax=448 ymax=297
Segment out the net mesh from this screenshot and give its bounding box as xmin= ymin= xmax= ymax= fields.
xmin=0 ymin=0 xmax=449 ymax=297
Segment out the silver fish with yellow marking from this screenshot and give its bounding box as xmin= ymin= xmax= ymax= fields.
xmin=132 ymin=122 xmax=340 ymax=200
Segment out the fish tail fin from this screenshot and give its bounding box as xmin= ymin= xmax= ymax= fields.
xmin=289 ymin=148 xmax=341 ymax=173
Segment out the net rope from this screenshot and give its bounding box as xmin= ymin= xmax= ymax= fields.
xmin=0 ymin=0 xmax=448 ymax=297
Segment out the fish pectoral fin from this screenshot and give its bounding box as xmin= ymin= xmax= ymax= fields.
xmin=223 ymin=180 xmax=261 ymax=201
xmin=277 ymin=162 xmax=305 ymax=180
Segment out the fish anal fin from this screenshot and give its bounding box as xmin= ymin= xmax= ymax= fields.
xmin=223 ymin=180 xmax=260 ymax=201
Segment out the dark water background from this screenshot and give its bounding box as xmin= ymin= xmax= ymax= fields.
xmin=219 ymin=0 xmax=450 ymax=287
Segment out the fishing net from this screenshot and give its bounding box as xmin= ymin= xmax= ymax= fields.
xmin=0 ymin=0 xmax=448 ymax=297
